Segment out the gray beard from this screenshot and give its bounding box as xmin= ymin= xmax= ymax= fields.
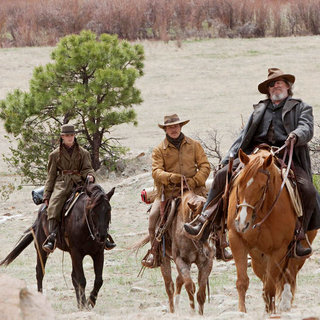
xmin=271 ymin=92 xmax=287 ymax=102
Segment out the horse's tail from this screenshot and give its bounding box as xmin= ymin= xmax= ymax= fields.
xmin=129 ymin=234 xmax=150 ymax=253
xmin=0 ymin=221 xmax=37 ymax=267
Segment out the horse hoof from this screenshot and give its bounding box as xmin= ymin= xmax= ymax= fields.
xmin=87 ymin=298 xmax=95 ymax=309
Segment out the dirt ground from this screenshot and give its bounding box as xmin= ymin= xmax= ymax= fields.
xmin=1 ymin=37 xmax=320 ymax=320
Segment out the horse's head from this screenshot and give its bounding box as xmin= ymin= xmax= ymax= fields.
xmin=184 ymin=192 xmax=206 ymax=221
xmin=85 ymin=184 xmax=115 ymax=244
xmin=233 ymin=149 xmax=272 ymax=233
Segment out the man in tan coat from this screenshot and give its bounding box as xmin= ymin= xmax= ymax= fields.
xmin=142 ymin=114 xmax=211 ymax=267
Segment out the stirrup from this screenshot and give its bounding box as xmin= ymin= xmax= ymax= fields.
xmin=215 ymin=237 xmax=233 ymax=262
xmin=183 ymin=215 xmax=209 ymax=241
xmin=141 ymin=250 xmax=159 ymax=269
xmin=291 ymin=234 xmax=312 ymax=259
xmin=42 ymin=236 xmax=56 ymax=253
xmin=216 ymin=247 xmax=233 ymax=262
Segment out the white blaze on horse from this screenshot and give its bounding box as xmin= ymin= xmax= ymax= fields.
xmin=228 ymin=148 xmax=317 ymax=313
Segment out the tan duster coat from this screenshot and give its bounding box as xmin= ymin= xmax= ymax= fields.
xmin=152 ymin=136 xmax=210 ymax=198
xmin=44 ymin=145 xmax=95 ymax=221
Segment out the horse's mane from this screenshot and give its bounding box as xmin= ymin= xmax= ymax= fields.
xmin=238 ymin=152 xmax=273 ymax=183
xmin=181 ymin=191 xmax=206 ymax=221
xmin=86 ymin=184 xmax=108 ymax=210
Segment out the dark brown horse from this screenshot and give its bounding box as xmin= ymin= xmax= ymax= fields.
xmin=1 ymin=183 xmax=115 ymax=309
xmin=228 ymin=148 xmax=317 ymax=313
xmin=136 ymin=191 xmax=213 ymax=315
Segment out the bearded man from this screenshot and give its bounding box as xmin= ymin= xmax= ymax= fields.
xmin=184 ymin=68 xmax=320 ymax=257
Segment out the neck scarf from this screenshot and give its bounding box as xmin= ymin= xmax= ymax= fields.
xmin=166 ymin=133 xmax=185 ymax=150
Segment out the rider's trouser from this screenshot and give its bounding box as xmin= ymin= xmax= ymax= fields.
xmin=148 ymin=198 xmax=161 ymax=245
xmin=47 ymin=182 xmax=74 ymax=222
xmin=294 ymin=165 xmax=317 ymax=231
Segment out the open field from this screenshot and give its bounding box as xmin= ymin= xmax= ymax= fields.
xmin=1 ymin=36 xmax=320 ymax=319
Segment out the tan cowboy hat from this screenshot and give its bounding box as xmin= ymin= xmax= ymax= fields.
xmin=61 ymin=124 xmax=76 ymax=135
xmin=158 ymin=114 xmax=190 ymax=129
xmin=258 ymin=68 xmax=295 ymax=94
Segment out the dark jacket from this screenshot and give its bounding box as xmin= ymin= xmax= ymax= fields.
xmin=221 ymin=96 xmax=314 ymax=181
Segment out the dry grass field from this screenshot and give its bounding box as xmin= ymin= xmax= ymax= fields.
xmin=1 ymin=36 xmax=320 ymax=319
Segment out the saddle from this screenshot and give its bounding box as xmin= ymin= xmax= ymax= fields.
xmin=141 ymin=197 xmax=181 ymax=268
xmin=251 ymin=144 xmax=302 ymax=218
xmin=63 ymin=186 xmax=85 ymax=216
xmin=40 ymin=186 xmax=85 ymax=250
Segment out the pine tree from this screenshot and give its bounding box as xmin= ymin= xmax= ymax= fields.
xmin=0 ymin=30 xmax=144 ymax=184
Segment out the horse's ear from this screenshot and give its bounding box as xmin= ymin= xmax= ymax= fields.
xmin=239 ymin=149 xmax=249 ymax=165
xmin=106 ymin=187 xmax=115 ymax=200
xmin=263 ymin=154 xmax=273 ymax=169
xmin=187 ymin=202 xmax=197 ymax=212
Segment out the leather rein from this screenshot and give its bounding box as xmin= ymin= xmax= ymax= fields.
xmin=235 ymin=140 xmax=295 ymax=229
xmin=84 ymin=194 xmax=109 ymax=244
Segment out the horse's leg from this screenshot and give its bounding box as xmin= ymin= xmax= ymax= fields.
xmin=175 ymin=256 xmax=195 ymax=313
xmin=160 ymin=255 xmax=175 ymax=313
xmin=279 ymin=229 xmax=318 ymax=312
xmin=196 ymin=256 xmax=213 ymax=315
xmin=229 ymin=230 xmax=249 ymax=312
xmin=87 ymin=251 xmax=104 ymax=308
xmin=263 ymin=250 xmax=287 ymax=314
xmin=175 ymin=273 xmax=184 ymax=309
xmin=35 ymin=223 xmax=48 ymax=293
xmin=70 ymin=251 xmax=87 ymax=309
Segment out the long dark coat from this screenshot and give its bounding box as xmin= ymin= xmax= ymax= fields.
xmin=221 ymin=96 xmax=320 ymax=230
xmin=44 ymin=145 xmax=95 ymax=221
xmin=221 ymin=96 xmax=313 ymax=180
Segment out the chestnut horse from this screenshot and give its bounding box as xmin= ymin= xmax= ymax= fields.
xmin=1 ymin=184 xmax=115 ymax=309
xmin=136 ymin=191 xmax=213 ymax=315
xmin=228 ymin=148 xmax=317 ymax=313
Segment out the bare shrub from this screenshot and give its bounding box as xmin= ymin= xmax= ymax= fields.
xmin=195 ymin=129 xmax=223 ymax=172
xmin=1 ymin=0 xmax=320 ymax=47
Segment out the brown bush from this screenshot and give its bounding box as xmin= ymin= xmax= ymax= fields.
xmin=0 ymin=0 xmax=319 ymax=47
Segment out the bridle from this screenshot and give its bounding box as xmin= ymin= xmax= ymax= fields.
xmin=84 ymin=194 xmax=110 ymax=245
xmin=235 ymin=140 xmax=295 ymax=230
xmin=235 ymin=168 xmax=270 ymax=223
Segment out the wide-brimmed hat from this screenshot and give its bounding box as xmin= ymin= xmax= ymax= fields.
xmin=61 ymin=124 xmax=75 ymax=135
xmin=258 ymin=68 xmax=295 ymax=94
xmin=158 ymin=114 xmax=190 ymax=129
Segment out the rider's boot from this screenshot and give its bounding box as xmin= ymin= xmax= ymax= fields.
xmin=42 ymin=218 xmax=59 ymax=253
xmin=215 ymin=235 xmax=233 ymax=261
xmin=141 ymin=227 xmax=157 ymax=268
xmin=294 ymin=218 xmax=312 ymax=257
xmin=104 ymin=233 xmax=116 ymax=250
xmin=184 ymin=214 xmax=207 ymax=236
xmin=184 ymin=199 xmax=222 ymax=238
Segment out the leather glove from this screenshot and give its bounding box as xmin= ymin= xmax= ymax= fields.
xmin=87 ymin=174 xmax=95 ymax=183
xmin=186 ymin=178 xmax=196 ymax=190
xmin=169 ymin=173 xmax=182 ymax=184
xmin=285 ymin=132 xmax=297 ymax=146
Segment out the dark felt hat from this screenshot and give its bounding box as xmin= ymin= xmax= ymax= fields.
xmin=258 ymin=68 xmax=295 ymax=94
xmin=61 ymin=124 xmax=75 ymax=135
xmin=158 ymin=114 xmax=190 ymax=129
